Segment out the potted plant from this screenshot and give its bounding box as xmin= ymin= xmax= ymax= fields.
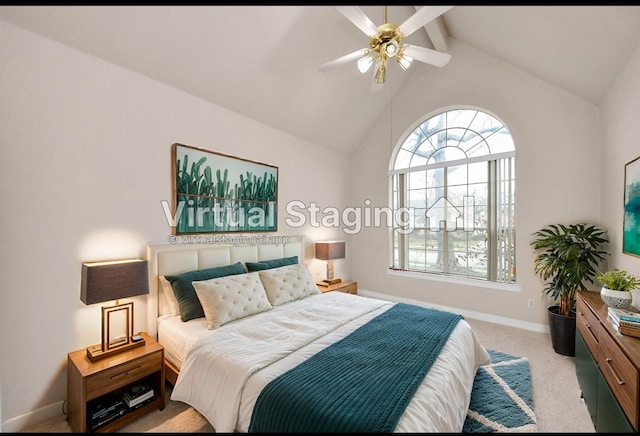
xmin=530 ymin=223 xmax=609 ymax=356
xmin=596 ymin=269 xmax=639 ymax=309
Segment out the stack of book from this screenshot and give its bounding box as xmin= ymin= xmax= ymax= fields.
xmin=123 ymin=382 xmax=154 ymax=410
xmin=607 ymin=306 xmax=640 ymax=338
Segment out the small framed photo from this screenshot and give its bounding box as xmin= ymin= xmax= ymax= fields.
xmin=623 ymin=156 xmax=640 ymax=257
xmin=102 ymin=302 xmax=133 ymax=351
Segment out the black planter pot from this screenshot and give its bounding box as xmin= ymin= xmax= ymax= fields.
xmin=548 ymin=305 xmax=576 ymax=357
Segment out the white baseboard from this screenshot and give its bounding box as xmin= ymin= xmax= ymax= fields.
xmin=358 ymin=288 xmax=550 ymax=334
xmin=2 ymin=400 xmax=65 ymax=432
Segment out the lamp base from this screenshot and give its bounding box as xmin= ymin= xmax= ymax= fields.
xmin=320 ymin=278 xmax=342 ymax=286
xmin=86 ymin=338 xmax=145 ymax=362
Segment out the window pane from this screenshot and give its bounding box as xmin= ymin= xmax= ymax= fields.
xmin=431 ymin=146 xmax=466 ymax=164
xmin=395 ymin=149 xmax=413 ymax=170
xmin=485 ymin=127 xmax=515 ymax=154
xmin=468 ymin=161 xmax=487 ymax=184
xmin=468 ymin=183 xmax=488 ymax=206
xmin=425 ymin=229 xmax=443 ymax=272
xmin=420 ymin=113 xmax=447 ymax=138
xmin=426 ymin=186 xmax=445 ymax=208
xmin=427 ymin=168 xmax=444 ymax=188
xmin=447 ymin=164 xmax=468 ymax=186
xmin=408 ymin=189 xmax=426 ymax=209
xmin=448 ymin=185 xmax=468 ymax=209
xmin=413 ymin=208 xmax=427 ymax=228
xmin=408 ymin=171 xmax=426 ymax=189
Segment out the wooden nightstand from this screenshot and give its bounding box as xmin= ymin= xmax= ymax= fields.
xmin=317 ymin=280 xmax=357 ymax=295
xmin=67 ymin=332 xmax=165 ymax=432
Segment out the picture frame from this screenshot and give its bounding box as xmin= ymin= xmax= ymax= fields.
xmin=623 ymin=155 xmax=640 ymax=257
xmin=102 ymin=302 xmax=133 ymax=351
xmin=171 ymin=143 xmax=278 ymax=234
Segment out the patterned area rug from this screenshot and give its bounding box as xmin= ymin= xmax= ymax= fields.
xmin=463 ymin=350 xmax=537 ymax=433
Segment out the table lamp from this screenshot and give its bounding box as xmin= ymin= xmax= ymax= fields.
xmin=315 ymin=241 xmax=346 ymax=286
xmin=81 ymin=259 xmax=149 ymax=361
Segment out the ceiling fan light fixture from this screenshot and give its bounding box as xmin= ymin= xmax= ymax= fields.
xmin=397 ymin=46 xmax=414 ymax=71
xmin=374 ymin=62 xmax=386 ymax=84
xmin=384 ymin=39 xmax=399 ymax=57
xmin=397 ymin=54 xmax=413 ymax=71
xmin=357 ymin=52 xmax=376 ymax=73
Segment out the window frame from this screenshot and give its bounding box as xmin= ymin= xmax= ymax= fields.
xmin=388 ymin=107 xmax=516 ymax=285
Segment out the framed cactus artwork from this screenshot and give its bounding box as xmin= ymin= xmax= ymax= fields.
xmin=623 ymin=155 xmax=640 ymax=257
xmin=171 ymin=143 xmax=278 ymax=234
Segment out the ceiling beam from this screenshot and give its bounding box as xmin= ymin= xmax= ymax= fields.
xmin=414 ymin=6 xmax=449 ymax=52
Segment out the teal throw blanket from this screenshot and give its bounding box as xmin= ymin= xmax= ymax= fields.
xmin=248 ymin=303 xmax=463 ymax=433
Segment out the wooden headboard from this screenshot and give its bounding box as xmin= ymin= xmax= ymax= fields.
xmin=146 ymin=235 xmax=305 ymax=338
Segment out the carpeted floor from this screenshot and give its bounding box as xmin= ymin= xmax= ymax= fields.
xmin=463 ymin=350 xmax=537 ymax=433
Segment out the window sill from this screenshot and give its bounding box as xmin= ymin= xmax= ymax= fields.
xmin=387 ymin=269 xmax=521 ymax=292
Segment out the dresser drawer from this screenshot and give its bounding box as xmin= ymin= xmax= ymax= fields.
xmin=598 ymin=328 xmax=639 ymax=429
xmin=576 ymin=297 xmax=599 ymax=358
xmin=86 ymin=351 xmax=162 ymax=400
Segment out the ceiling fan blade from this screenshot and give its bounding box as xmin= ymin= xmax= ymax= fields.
xmin=402 ymin=44 xmax=451 ymax=68
xmin=336 ymin=6 xmax=379 ymax=37
xmin=397 ymin=6 xmax=454 ymax=37
xmin=319 ymin=48 xmax=369 ymax=72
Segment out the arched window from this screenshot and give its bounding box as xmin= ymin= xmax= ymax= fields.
xmin=390 ymin=108 xmax=516 ymax=282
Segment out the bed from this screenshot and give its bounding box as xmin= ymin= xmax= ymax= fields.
xmin=146 ymin=236 xmax=490 ymax=433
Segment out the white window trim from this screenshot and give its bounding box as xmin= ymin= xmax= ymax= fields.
xmin=389 ymin=150 xmax=516 ymax=175
xmin=387 ymin=267 xmax=521 ymax=292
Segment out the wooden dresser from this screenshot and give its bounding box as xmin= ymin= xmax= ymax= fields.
xmin=576 ymin=290 xmax=639 ymax=432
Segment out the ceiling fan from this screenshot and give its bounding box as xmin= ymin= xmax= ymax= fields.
xmin=319 ymin=6 xmax=454 ymax=85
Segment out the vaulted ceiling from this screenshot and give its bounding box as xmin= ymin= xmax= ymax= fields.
xmin=2 ymin=5 xmax=640 ymax=155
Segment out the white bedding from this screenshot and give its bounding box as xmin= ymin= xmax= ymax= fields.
xmin=168 ymin=292 xmax=490 ymax=433
xmin=157 ymin=314 xmax=208 ymax=371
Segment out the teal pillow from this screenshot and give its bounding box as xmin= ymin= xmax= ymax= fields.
xmin=246 ymin=256 xmax=298 ymax=272
xmin=165 ymin=262 xmax=246 ymax=322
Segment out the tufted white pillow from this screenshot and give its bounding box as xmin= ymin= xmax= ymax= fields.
xmin=159 ymin=276 xmax=180 ymax=316
xmin=258 ymin=263 xmax=320 ymax=306
xmin=192 ymin=272 xmax=272 ymax=329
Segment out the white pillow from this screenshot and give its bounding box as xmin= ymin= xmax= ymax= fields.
xmin=159 ymin=276 xmax=180 ymax=316
xmin=192 ymin=272 xmax=272 ymax=329
xmin=258 ymin=263 xmax=320 ymax=306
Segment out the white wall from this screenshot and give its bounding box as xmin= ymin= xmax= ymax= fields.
xmin=350 ymin=38 xmax=602 ymax=328
xmin=0 ymin=20 xmax=351 ymax=430
xmin=600 ymin=42 xmax=640 ymax=308
xmin=4 ymin=13 xmax=640 ymax=431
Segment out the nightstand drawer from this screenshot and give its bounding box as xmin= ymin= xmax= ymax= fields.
xmin=340 ymin=283 xmax=357 ymax=294
xmin=86 ymin=351 xmax=162 ymax=400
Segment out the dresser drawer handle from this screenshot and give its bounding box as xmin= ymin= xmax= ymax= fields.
xmin=111 ymin=365 xmax=142 ymax=380
xmin=605 ymin=358 xmax=625 ymax=385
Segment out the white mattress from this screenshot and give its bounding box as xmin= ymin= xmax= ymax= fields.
xmin=163 ymin=292 xmax=490 ymax=433
xmin=157 ymin=314 xmax=208 ymax=370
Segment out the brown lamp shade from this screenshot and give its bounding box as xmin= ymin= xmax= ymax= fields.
xmin=81 ymin=259 xmax=149 ymax=305
xmin=315 ymin=241 xmax=346 ymax=261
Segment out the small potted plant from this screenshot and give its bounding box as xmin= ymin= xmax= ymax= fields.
xmin=596 ymin=269 xmax=639 ymax=309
